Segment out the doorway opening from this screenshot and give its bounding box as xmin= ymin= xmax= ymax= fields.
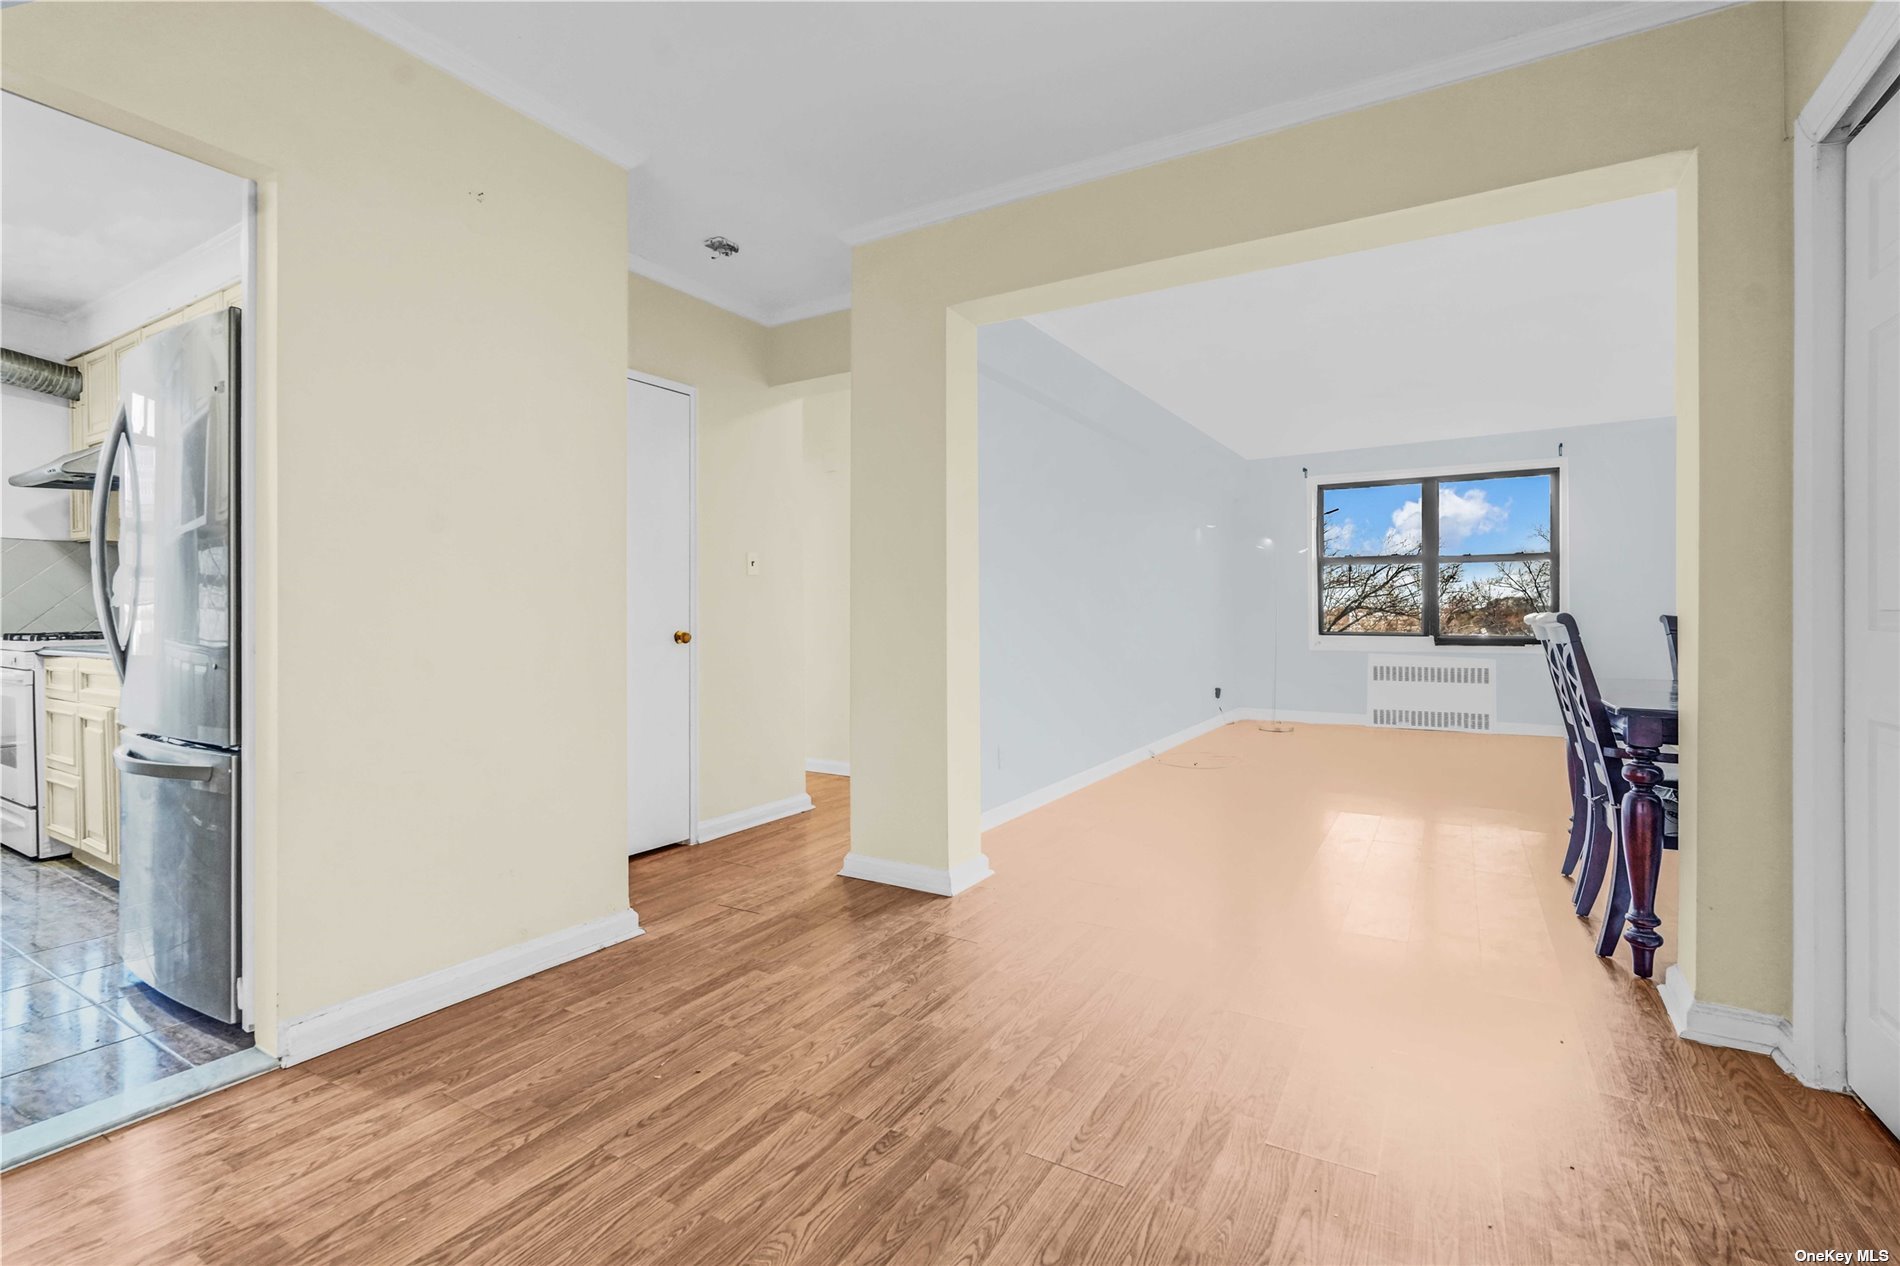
xmin=1 ymin=91 xmax=267 ymax=1168
xmin=970 ymin=179 xmax=1686 ymax=1113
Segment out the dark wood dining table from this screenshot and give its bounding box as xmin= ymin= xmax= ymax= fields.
xmin=1598 ymin=676 xmax=1679 ymax=979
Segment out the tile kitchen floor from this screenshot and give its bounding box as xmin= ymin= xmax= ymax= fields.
xmin=0 ymin=849 xmax=251 ymax=1132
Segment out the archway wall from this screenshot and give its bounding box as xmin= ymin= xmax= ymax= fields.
xmin=850 ymin=2 xmax=1800 ymax=1016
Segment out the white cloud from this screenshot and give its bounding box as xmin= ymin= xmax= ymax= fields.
xmin=1374 ymin=488 xmax=1508 ymax=553
xmin=1383 ymin=499 xmax=1422 ymax=553
xmin=1439 ymin=487 xmax=1508 ymax=547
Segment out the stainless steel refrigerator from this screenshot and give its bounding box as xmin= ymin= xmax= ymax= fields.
xmin=92 ymin=308 xmax=242 ymax=1024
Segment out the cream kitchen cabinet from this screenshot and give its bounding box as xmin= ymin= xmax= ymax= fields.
xmin=73 ymin=344 xmax=112 ymax=446
xmin=42 ymin=657 xmax=120 ymax=874
xmin=76 ymin=704 xmax=119 ymax=867
xmin=69 ymin=286 xmax=241 ymax=542
xmin=66 ymin=336 xmax=128 ymax=543
xmin=41 ymin=688 xmax=82 ymax=847
xmin=73 ymin=332 xmax=139 ymax=447
xmin=145 ymin=286 xmax=237 ymax=338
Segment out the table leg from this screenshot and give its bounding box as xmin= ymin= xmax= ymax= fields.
xmin=1619 ymin=746 xmax=1667 ymax=978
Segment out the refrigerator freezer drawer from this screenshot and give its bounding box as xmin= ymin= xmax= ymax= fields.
xmin=117 ymin=740 xmax=238 ymax=1023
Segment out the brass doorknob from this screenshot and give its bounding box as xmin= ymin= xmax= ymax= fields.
xmin=674 ymin=630 xmax=692 ymax=645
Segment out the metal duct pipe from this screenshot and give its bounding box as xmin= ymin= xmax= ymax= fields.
xmin=1 ymin=347 xmax=82 ymax=401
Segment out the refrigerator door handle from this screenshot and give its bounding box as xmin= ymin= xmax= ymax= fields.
xmin=115 ymin=744 xmax=217 ymax=782
xmin=89 ymin=403 xmax=132 ymax=680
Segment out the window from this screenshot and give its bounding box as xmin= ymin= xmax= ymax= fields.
xmin=1316 ymin=468 xmax=1559 ymax=645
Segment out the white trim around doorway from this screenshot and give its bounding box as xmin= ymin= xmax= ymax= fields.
xmin=1787 ymin=2 xmax=1900 ymax=1093
xmin=236 ymin=180 xmax=260 ymax=1033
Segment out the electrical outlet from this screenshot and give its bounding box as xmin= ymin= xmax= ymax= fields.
xmin=746 ymin=552 xmax=760 ymax=576
xmin=1214 ymin=686 xmax=1223 ymax=700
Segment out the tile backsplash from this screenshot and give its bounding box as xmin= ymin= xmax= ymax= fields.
xmin=2 ymin=537 xmax=102 ymax=634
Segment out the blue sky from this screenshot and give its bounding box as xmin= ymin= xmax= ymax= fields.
xmin=1322 ymin=474 xmax=1551 ymax=557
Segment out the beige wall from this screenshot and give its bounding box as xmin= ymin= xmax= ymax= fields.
xmin=801 ymin=391 xmax=852 ymax=769
xmin=627 ymin=275 xmax=844 ymax=822
xmin=2 ymin=2 xmax=632 ymax=1049
xmin=769 ymin=310 xmax=852 ymax=387
xmin=1785 ymin=1 xmax=1875 ymax=126
xmin=850 ymin=1 xmax=1869 ymax=1017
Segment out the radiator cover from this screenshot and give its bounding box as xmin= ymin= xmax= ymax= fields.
xmin=1367 ymin=655 xmax=1498 ymax=732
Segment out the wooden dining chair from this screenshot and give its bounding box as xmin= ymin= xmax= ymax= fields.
xmin=1528 ymin=614 xmax=1594 ymax=880
xmin=1529 ymin=614 xmax=1621 ymax=917
xmin=1528 ymin=613 xmax=1678 ymax=957
xmin=1661 ymin=614 xmax=1679 ymax=690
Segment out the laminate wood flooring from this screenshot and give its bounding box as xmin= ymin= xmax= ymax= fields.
xmin=3 ymin=723 xmax=1894 ymax=1264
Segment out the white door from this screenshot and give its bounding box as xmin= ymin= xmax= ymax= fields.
xmin=627 ymin=376 xmax=695 ymax=854
xmin=1844 ymin=93 xmax=1900 ymax=1137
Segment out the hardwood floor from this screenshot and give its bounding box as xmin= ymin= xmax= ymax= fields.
xmin=3 ymin=723 xmax=1895 ymax=1264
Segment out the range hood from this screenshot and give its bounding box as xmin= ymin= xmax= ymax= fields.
xmin=4 ymin=346 xmax=111 ymax=490
xmin=8 ymin=445 xmax=116 ymax=492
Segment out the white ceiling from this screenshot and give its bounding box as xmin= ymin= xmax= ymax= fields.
xmin=1025 ymin=191 xmax=1676 ymax=459
xmin=1 ymin=91 xmax=244 ymax=318
xmin=330 ymin=1 xmax=1723 ymax=326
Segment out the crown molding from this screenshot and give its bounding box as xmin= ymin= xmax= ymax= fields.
xmin=627 ymin=253 xmax=850 ymax=328
xmin=321 ymin=2 xmax=646 ymax=170
xmin=0 ymin=299 xmax=65 ymax=322
xmin=767 ymin=291 xmax=853 ymax=326
xmin=65 ymin=224 xmax=240 ymax=324
xmin=840 ymin=0 xmax=1734 ymax=246
xmin=5 ymin=224 xmax=242 ymax=360
xmin=0 ymin=304 xmax=70 ymax=361
xmin=628 ymin=251 xmax=776 ymax=326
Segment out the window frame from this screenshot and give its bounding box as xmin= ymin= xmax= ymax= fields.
xmin=1311 ymin=462 xmax=1562 ymax=648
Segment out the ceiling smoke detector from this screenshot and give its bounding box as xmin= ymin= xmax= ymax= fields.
xmin=703 ymin=236 xmax=739 ymax=260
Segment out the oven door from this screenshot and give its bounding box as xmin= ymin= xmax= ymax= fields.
xmin=1 ymin=665 xmax=37 ymax=808
xmin=0 ymin=796 xmax=39 ymax=855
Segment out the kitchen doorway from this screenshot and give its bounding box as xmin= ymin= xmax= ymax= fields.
xmin=1 ymin=92 xmax=268 ymax=1169
xmin=626 ymin=373 xmax=698 ymax=854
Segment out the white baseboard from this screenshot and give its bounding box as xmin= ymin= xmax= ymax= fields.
xmin=1491 ymin=720 xmax=1566 ymax=738
xmin=1229 ymin=707 xmax=1366 ymax=727
xmin=1659 ymin=965 xmax=1795 ymax=1062
xmin=697 ymin=792 xmax=814 ymax=843
xmin=977 ymin=707 xmax=1564 ymax=834
xmin=1229 ymin=706 xmax=1562 ymax=738
xmin=979 ymin=712 xmax=1236 ymax=831
xmin=1778 ymin=1025 xmax=1852 ymax=1093
xmin=278 ymin=908 xmax=642 ymax=1065
xmin=838 ymin=850 xmax=993 ymax=897
xmin=805 ymin=758 xmax=851 ymax=777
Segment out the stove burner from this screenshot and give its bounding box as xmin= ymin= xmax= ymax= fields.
xmin=2 ymin=631 xmax=102 ymax=642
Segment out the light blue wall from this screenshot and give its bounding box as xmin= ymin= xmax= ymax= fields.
xmin=978 ymin=320 xmax=1676 ymax=809
xmin=979 ymin=322 xmax=1245 ymax=810
xmin=1233 ymin=417 xmax=1677 ymax=729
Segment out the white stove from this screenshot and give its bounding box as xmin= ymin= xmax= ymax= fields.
xmin=2 ymin=631 xmax=105 ymax=858
xmin=2 ymin=629 xmax=108 ymax=650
